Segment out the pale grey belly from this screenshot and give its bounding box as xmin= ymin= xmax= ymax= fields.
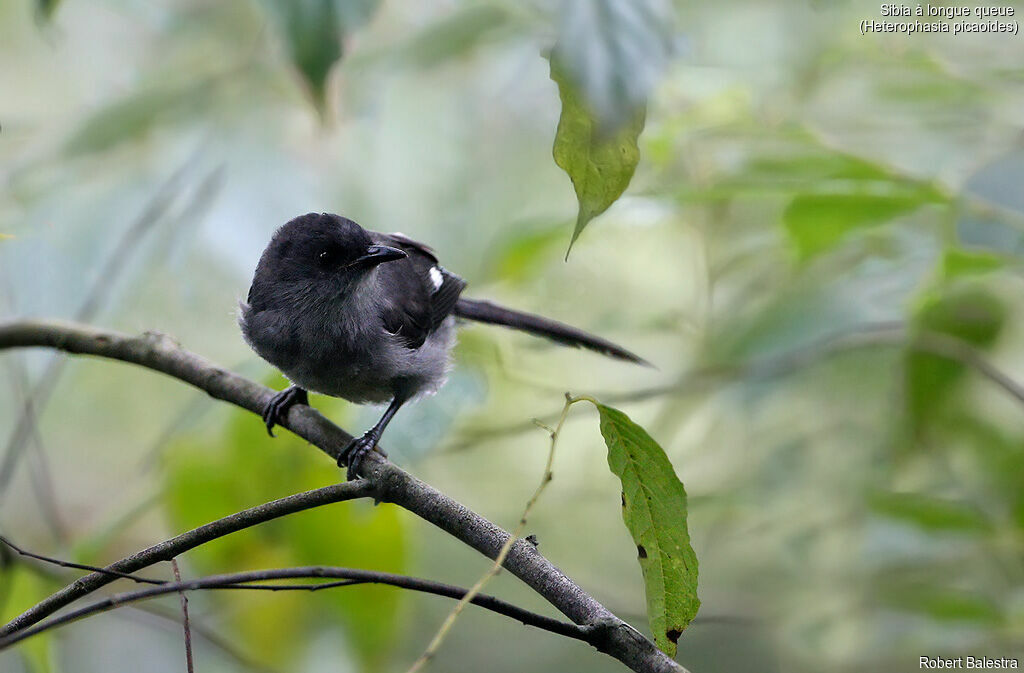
xmin=276 ymin=318 xmax=457 ymax=405
xmin=284 ymin=358 xmax=395 ymax=404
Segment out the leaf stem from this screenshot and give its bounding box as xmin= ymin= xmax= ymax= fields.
xmin=406 ymin=392 xmax=579 ymax=672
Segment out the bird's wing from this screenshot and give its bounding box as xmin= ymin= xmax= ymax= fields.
xmin=374 ymin=232 xmax=467 ymax=349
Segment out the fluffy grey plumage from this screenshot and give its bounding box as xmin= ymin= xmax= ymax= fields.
xmin=239 ymin=212 xmax=646 ymax=478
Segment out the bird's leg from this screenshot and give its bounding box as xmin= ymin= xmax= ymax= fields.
xmin=339 ymin=394 xmax=407 ymax=480
xmin=261 ymin=386 xmax=309 ymax=437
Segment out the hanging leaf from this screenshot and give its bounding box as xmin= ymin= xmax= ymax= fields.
xmin=905 ymin=284 xmax=1006 ymax=437
xmin=594 ymin=403 xmax=699 ymax=656
xmin=551 ymin=63 xmax=645 ymax=256
xmin=551 ymin=0 xmax=675 ymax=132
xmin=36 ymin=0 xmax=60 ymax=21
xmin=548 ymin=0 xmax=674 ymax=255
xmin=262 ymin=0 xmax=380 ymax=113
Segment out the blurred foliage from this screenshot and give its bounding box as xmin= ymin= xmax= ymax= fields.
xmin=2 ymin=0 xmax=1024 ymax=671
xmin=33 ymin=0 xmax=58 ymax=22
xmin=163 ymin=375 xmax=408 ymax=671
xmin=261 ymin=0 xmax=380 ymax=114
xmin=0 ymin=567 xmax=54 ymax=673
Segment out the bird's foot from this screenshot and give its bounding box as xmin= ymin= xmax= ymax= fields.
xmin=261 ymin=387 xmax=309 ymax=437
xmin=338 ymin=431 xmax=386 ymax=480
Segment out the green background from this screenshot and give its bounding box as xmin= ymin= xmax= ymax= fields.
xmin=2 ymin=0 xmax=1024 ymax=671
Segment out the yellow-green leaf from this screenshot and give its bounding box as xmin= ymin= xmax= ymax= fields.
xmin=551 ymin=62 xmax=645 ymax=256
xmin=163 ymin=373 xmax=408 ymax=671
xmin=595 ymin=403 xmax=699 ymax=656
xmin=783 ymin=194 xmax=925 ymax=261
xmin=1 ymin=566 xmax=56 ymax=673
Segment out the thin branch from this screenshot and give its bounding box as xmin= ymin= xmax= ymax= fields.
xmin=0 ymin=282 xmax=65 ymax=543
xmin=0 ymin=535 xmax=164 ymax=585
xmin=408 ymin=393 xmax=573 ymax=672
xmin=0 ymin=319 xmax=685 ymax=673
xmin=170 ymin=560 xmax=195 ymax=673
xmin=0 ymin=567 xmax=593 ymax=651
xmin=0 ymin=479 xmax=372 ymax=637
xmin=11 ymin=544 xmax=288 ymax=673
xmin=0 ymin=158 xmax=199 ymax=497
xmin=446 ymin=322 xmax=1024 ymax=451
xmin=119 ymin=604 xmax=280 ymax=673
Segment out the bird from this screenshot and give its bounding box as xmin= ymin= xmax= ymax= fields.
xmin=239 ymin=212 xmax=649 ymax=479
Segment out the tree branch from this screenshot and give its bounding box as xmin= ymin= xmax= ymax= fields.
xmin=170 ymin=559 xmax=195 ymax=673
xmin=0 ymin=534 xmax=589 ymax=645
xmin=0 ymin=319 xmax=686 ymax=673
xmin=0 ymin=566 xmax=595 ymax=651
xmin=0 ymin=534 xmax=165 ymax=585
xmin=1 ymin=480 xmax=372 ymax=636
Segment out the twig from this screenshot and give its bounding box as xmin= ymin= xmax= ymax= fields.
xmin=5 ymin=550 xmax=280 ymax=673
xmin=170 ymin=560 xmax=195 ymax=673
xmin=0 ymin=479 xmax=372 ymax=637
xmin=0 ymin=158 xmax=197 ymax=497
xmin=0 ymin=280 xmax=65 ymax=543
xmin=446 ymin=322 xmax=1024 ymax=451
xmin=407 ymin=393 xmax=574 ymax=672
xmin=120 ymin=604 xmax=279 ymax=673
xmin=0 ymin=567 xmax=593 ymax=650
xmin=0 ymin=535 xmax=164 ymax=585
xmin=0 ymin=319 xmax=686 ymax=673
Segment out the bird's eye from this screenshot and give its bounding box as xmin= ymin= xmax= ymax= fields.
xmin=317 ymin=248 xmax=340 ymax=269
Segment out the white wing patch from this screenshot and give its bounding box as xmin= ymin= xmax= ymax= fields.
xmin=429 ymin=266 xmax=444 ymax=291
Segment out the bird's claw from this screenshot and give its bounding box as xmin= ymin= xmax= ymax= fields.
xmin=338 ymin=433 xmax=384 ymax=480
xmin=262 ymin=387 xmax=309 ymax=437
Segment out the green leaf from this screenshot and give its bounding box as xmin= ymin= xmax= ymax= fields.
xmin=595 ymin=403 xmax=699 ymax=656
xmin=905 ymin=285 xmax=1006 ymax=436
xmin=263 ymin=0 xmax=379 ymax=112
xmin=63 ymin=86 xmax=200 ymax=157
xmin=868 ymin=491 xmax=991 ymax=532
xmin=490 ymin=223 xmax=566 ymax=283
xmin=940 ymin=248 xmax=1006 ymax=281
xmin=36 ymin=0 xmax=60 ymax=21
xmin=783 ymin=193 xmax=926 ymax=261
xmin=551 ymin=0 xmax=674 ymax=131
xmin=1 ymin=567 xmax=56 ymax=673
xmin=883 ymin=585 xmax=1003 ymax=624
xmin=551 ymin=62 xmax=645 ymax=256
xmin=548 ymin=0 xmax=673 ymax=254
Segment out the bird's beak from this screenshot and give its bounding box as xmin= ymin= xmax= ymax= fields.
xmin=350 ymin=245 xmax=407 ymax=269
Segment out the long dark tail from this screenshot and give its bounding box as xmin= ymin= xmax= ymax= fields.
xmin=453 ymin=298 xmax=651 ymax=367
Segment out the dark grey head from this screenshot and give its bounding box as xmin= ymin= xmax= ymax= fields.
xmin=246 ymin=213 xmax=406 ymax=311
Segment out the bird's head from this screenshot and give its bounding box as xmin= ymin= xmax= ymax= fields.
xmin=247 ymin=212 xmax=406 ymax=311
